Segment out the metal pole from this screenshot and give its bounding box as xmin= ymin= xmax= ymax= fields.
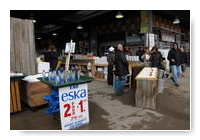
xmin=65 ymin=40 xmax=73 ymax=72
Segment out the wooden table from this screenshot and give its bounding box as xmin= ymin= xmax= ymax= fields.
xmin=10 ymin=75 xmax=25 ymax=113
xmin=135 ymin=67 xmax=158 ymax=109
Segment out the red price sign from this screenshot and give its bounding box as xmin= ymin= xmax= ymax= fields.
xmin=64 ymin=100 xmax=86 ymax=118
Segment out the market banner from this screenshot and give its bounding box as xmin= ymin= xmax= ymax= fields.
xmin=140 ymin=10 xmax=149 ymax=33
xmin=59 ymin=83 xmax=89 ymax=130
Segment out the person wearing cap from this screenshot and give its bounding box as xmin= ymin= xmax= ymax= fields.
xmin=107 ymin=47 xmax=115 ymax=85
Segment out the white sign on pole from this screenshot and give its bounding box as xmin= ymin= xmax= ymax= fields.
xmin=65 ymin=41 xmax=75 ymax=53
xmin=59 ymin=83 xmax=89 ymax=130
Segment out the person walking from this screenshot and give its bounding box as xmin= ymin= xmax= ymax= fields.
xmin=107 ymin=47 xmax=115 ymax=85
xmin=114 ymin=44 xmax=129 ymax=95
xmin=180 ymin=47 xmax=187 ymax=76
xmin=167 ymin=42 xmax=182 ymax=87
xmin=150 ymin=46 xmax=163 ymax=69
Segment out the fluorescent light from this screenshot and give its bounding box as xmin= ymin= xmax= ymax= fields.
xmin=30 ymin=14 xmax=36 ymax=23
xmin=37 ymin=37 xmax=42 ymax=40
xmin=52 ymin=33 xmax=57 ymax=36
xmin=77 ymin=24 xmax=83 ymax=29
xmin=115 ymin=11 xmax=124 ymax=19
xmin=173 ymin=18 xmax=180 ymax=24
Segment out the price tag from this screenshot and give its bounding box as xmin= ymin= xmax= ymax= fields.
xmin=59 ymin=84 xmax=89 ymax=130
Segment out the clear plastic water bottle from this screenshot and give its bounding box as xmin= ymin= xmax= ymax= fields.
xmin=68 ymin=70 xmax=72 ymax=82
xmin=42 ymin=70 xmax=46 ymax=80
xmin=55 ymin=75 xmax=60 ymax=85
xmin=60 ymin=71 xmax=64 ymax=83
xmin=57 ymin=69 xmax=61 ymax=76
xmin=65 ymin=71 xmax=69 ymax=83
xmin=52 ymin=70 xmax=56 ymax=82
xmin=48 ymin=71 xmax=52 ymax=81
xmin=77 ymin=70 xmax=81 ymax=80
xmin=71 ymin=70 xmax=75 ymax=82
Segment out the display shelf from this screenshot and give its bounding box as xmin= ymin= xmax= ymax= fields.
xmin=69 ymin=60 xmax=95 ymax=78
xmin=93 ymin=63 xmax=108 ymax=81
xmin=94 ymin=63 xmax=108 ymax=67
xmin=38 ymin=76 xmax=93 ymax=88
xmin=153 ymin=26 xmax=184 ymax=35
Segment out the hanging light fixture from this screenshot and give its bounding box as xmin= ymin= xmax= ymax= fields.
xmin=30 ymin=14 xmax=36 ymax=23
xmin=77 ymin=24 xmax=83 ymax=29
xmin=115 ymin=11 xmax=124 ymax=19
xmin=173 ymin=17 xmax=180 ymax=24
xmin=52 ymin=32 xmax=57 ymax=36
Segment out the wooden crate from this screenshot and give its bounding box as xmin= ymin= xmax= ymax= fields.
xmin=20 ymin=81 xmax=51 ymax=107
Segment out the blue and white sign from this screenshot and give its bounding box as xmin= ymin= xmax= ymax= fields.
xmin=59 ymin=83 xmax=89 ymax=130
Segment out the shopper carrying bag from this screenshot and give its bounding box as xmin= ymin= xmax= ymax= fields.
xmin=113 ymin=44 xmax=129 ymax=95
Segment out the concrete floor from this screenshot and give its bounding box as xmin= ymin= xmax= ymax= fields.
xmin=10 ymin=68 xmax=190 ymax=130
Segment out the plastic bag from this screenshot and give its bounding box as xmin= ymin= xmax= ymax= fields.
xmin=114 ymin=79 xmax=121 ymax=91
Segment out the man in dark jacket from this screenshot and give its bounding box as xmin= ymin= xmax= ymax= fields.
xmin=114 ymin=44 xmax=129 ymax=95
xmin=167 ymin=43 xmax=182 ymax=87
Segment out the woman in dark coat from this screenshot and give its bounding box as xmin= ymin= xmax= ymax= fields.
xmin=150 ymin=46 xmax=163 ymax=69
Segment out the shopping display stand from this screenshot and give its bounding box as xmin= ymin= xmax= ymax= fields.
xmin=38 ymin=40 xmax=93 ymax=130
xmin=10 ymin=75 xmax=26 ymax=113
xmin=135 ymin=67 xmax=158 ymax=109
xmin=38 ymin=76 xmax=93 ymax=130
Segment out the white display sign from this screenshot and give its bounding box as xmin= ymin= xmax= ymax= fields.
xmin=65 ymin=42 xmax=75 ymax=53
xmin=37 ymin=62 xmax=50 ymax=73
xmin=59 ymin=83 xmax=89 ymax=130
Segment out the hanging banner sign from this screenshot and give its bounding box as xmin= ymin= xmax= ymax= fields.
xmin=59 ymin=83 xmax=89 ymax=130
xmin=140 ymin=10 xmax=149 ymax=33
